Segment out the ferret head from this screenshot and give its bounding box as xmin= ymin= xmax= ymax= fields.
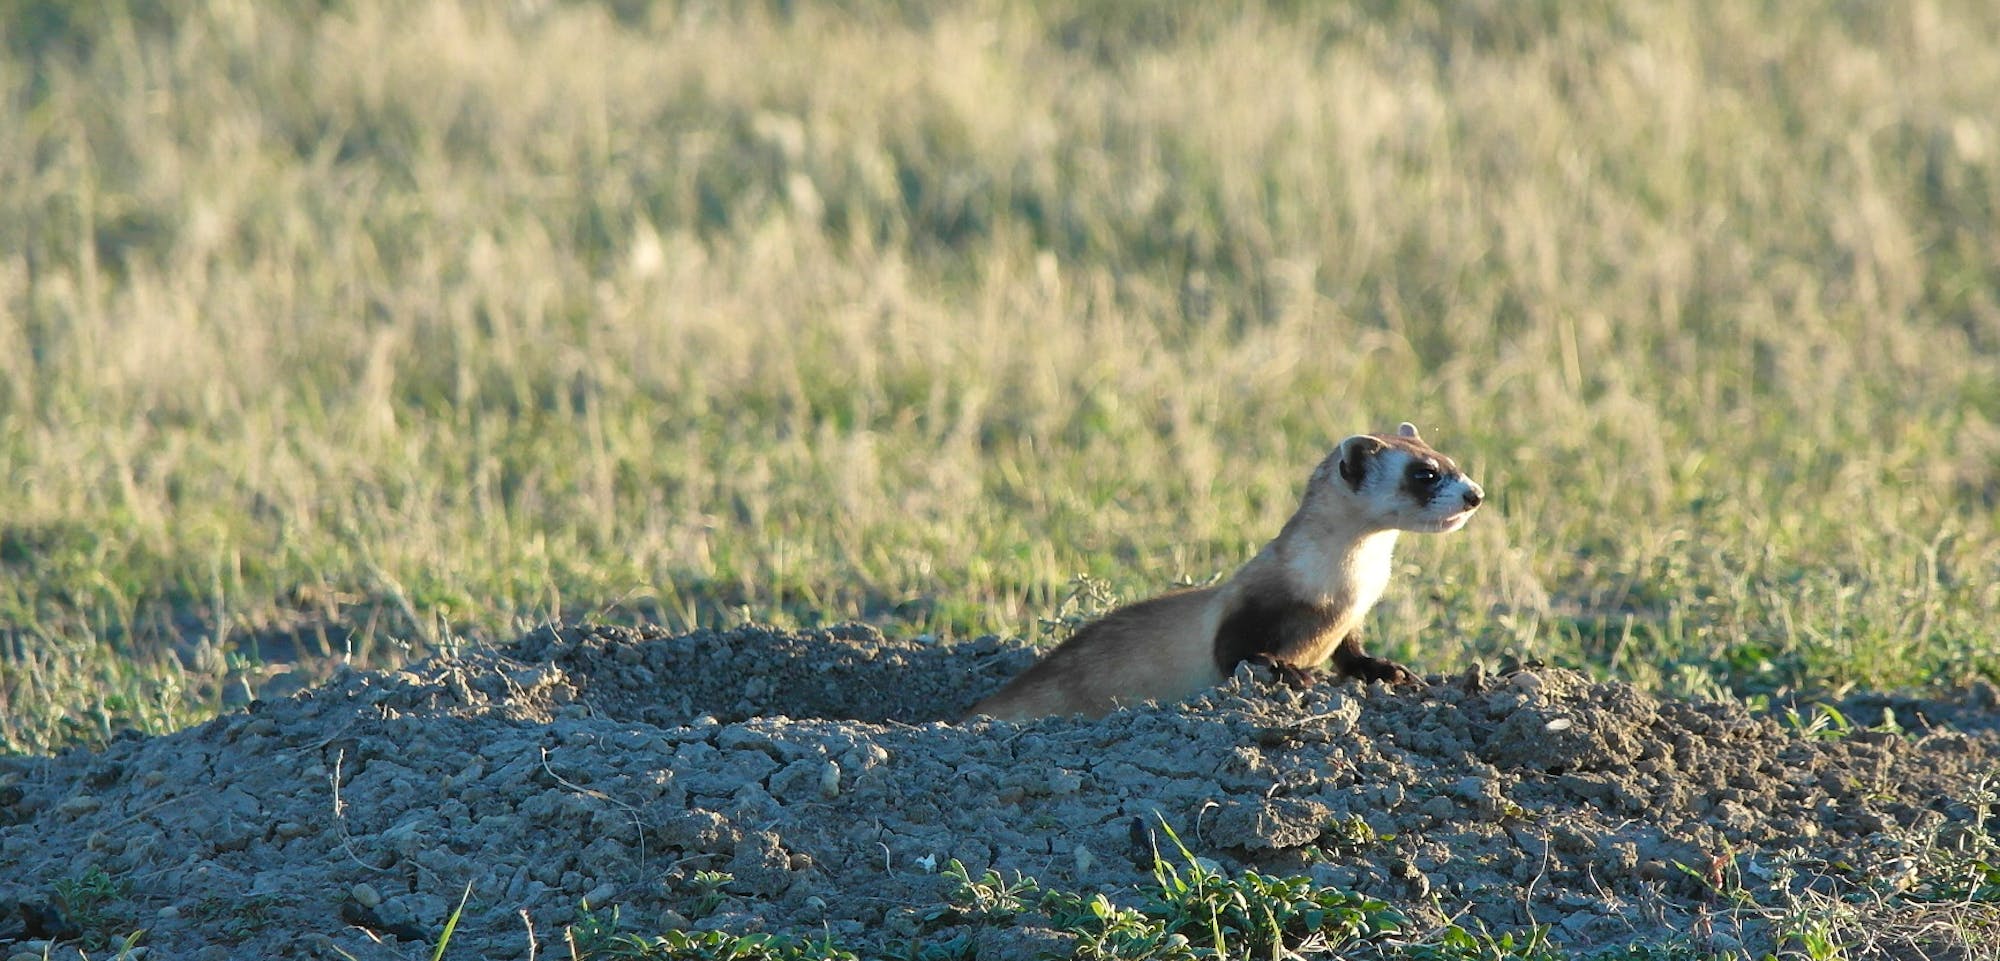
xmin=1306 ymin=422 xmax=1484 ymax=534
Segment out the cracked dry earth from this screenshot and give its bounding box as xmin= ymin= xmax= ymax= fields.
xmin=3 ymin=623 xmax=2000 ymax=959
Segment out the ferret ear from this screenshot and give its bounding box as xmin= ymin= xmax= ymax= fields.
xmin=1398 ymin=422 xmax=1421 ymax=440
xmin=1337 ymin=435 xmax=1385 ymax=491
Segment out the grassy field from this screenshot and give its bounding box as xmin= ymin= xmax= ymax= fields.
xmin=2 ymin=0 xmax=1998 ymax=755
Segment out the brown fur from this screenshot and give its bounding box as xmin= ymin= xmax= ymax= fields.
xmin=964 ymin=423 xmax=1482 ymax=722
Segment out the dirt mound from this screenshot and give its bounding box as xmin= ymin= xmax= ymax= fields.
xmin=2 ymin=624 xmax=1997 ymax=959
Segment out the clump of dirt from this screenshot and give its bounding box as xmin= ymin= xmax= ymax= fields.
xmin=2 ymin=623 xmax=1997 ymax=959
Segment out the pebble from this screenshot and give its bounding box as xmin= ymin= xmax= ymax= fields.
xmin=1449 ymin=776 xmax=1490 ymax=802
xmin=818 ymin=760 xmax=841 ymax=799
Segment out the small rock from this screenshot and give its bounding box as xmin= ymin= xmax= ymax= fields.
xmin=1449 ymin=777 xmax=1490 ymax=803
xmin=1207 ymin=797 xmax=1333 ymax=850
xmin=716 ymin=726 xmax=775 ymax=754
xmin=818 ymin=761 xmax=841 ymax=799
xmin=1073 ymin=844 xmax=1095 ymax=877
xmin=381 ymin=817 xmax=428 ymax=856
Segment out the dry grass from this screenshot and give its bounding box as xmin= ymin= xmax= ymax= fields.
xmin=2 ymin=0 xmax=1998 ymax=753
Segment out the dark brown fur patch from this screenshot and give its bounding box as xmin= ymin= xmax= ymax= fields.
xmin=1330 ymin=632 xmax=1417 ymax=684
xmin=1212 ymin=591 xmax=1346 ymax=674
xmin=1337 ymin=436 xmax=1385 ymax=491
xmin=1397 ymin=455 xmax=1443 ymax=502
xmin=1372 ymin=433 xmax=1461 ymax=504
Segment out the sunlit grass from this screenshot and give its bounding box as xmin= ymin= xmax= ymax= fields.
xmin=2 ymin=0 xmax=1998 ymax=752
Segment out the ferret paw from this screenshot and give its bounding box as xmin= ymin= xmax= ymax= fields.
xmin=1246 ymin=653 xmax=1321 ymax=690
xmin=1336 ymin=654 xmax=1420 ymax=687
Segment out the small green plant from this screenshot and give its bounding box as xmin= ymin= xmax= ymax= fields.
xmin=1782 ymin=703 xmax=1856 ymax=741
xmin=1895 ymin=776 xmax=2000 ymax=904
xmin=564 ymin=898 xmax=869 ymax=961
xmin=1141 ymin=818 xmax=1404 ymax=957
xmin=429 ymin=881 xmax=473 ymax=961
xmin=1046 ymin=892 xmax=1168 ymax=960
xmin=1400 ymin=921 xmax=1560 ymax=961
xmin=1673 ymin=843 xmax=1758 ymax=907
xmin=98 ymin=929 xmax=148 ymax=960
xmin=569 ymin=928 xmax=859 ymax=961
xmin=1038 ymin=574 xmax=1121 ymax=640
xmin=52 ymin=865 xmax=121 ymax=914
xmin=935 ymin=817 xmax=1410 ymax=960
xmin=564 ymin=901 xmax=626 ymax=957
xmin=50 ymin=865 xmax=135 ymax=951
xmin=936 ymin=860 xmax=1039 ymax=921
xmin=1772 ymin=910 xmax=1845 ymax=961
xmin=1579 ymin=941 xmax=1726 ymax=961
xmin=1323 ymin=813 xmax=1391 ymax=851
xmin=687 ymin=869 xmax=736 ymax=918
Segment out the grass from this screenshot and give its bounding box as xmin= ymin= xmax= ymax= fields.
xmin=0 ymin=2 xmax=1998 ymax=939
xmin=548 ymin=807 xmax=1995 ymax=960
xmin=552 ymin=831 xmax=1540 ymax=960
xmin=537 ymin=801 xmax=2000 ymax=961
xmin=4 ymin=0 xmax=1995 ymax=755
xmin=928 ymin=817 xmax=1424 ymax=959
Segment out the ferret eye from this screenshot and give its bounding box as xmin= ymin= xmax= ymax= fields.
xmin=1410 ymin=466 xmax=1438 ymax=485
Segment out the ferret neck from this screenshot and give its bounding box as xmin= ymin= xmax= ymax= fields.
xmin=1274 ymin=527 xmax=1400 ymax=609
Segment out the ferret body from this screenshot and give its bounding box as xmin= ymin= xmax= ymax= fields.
xmin=965 ymin=423 xmax=1483 ymax=721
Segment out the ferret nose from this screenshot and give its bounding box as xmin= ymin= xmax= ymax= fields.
xmin=1462 ymin=484 xmax=1484 ymax=509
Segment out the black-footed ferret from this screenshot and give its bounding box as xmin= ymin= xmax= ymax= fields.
xmin=965 ymin=423 xmax=1483 ymax=722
